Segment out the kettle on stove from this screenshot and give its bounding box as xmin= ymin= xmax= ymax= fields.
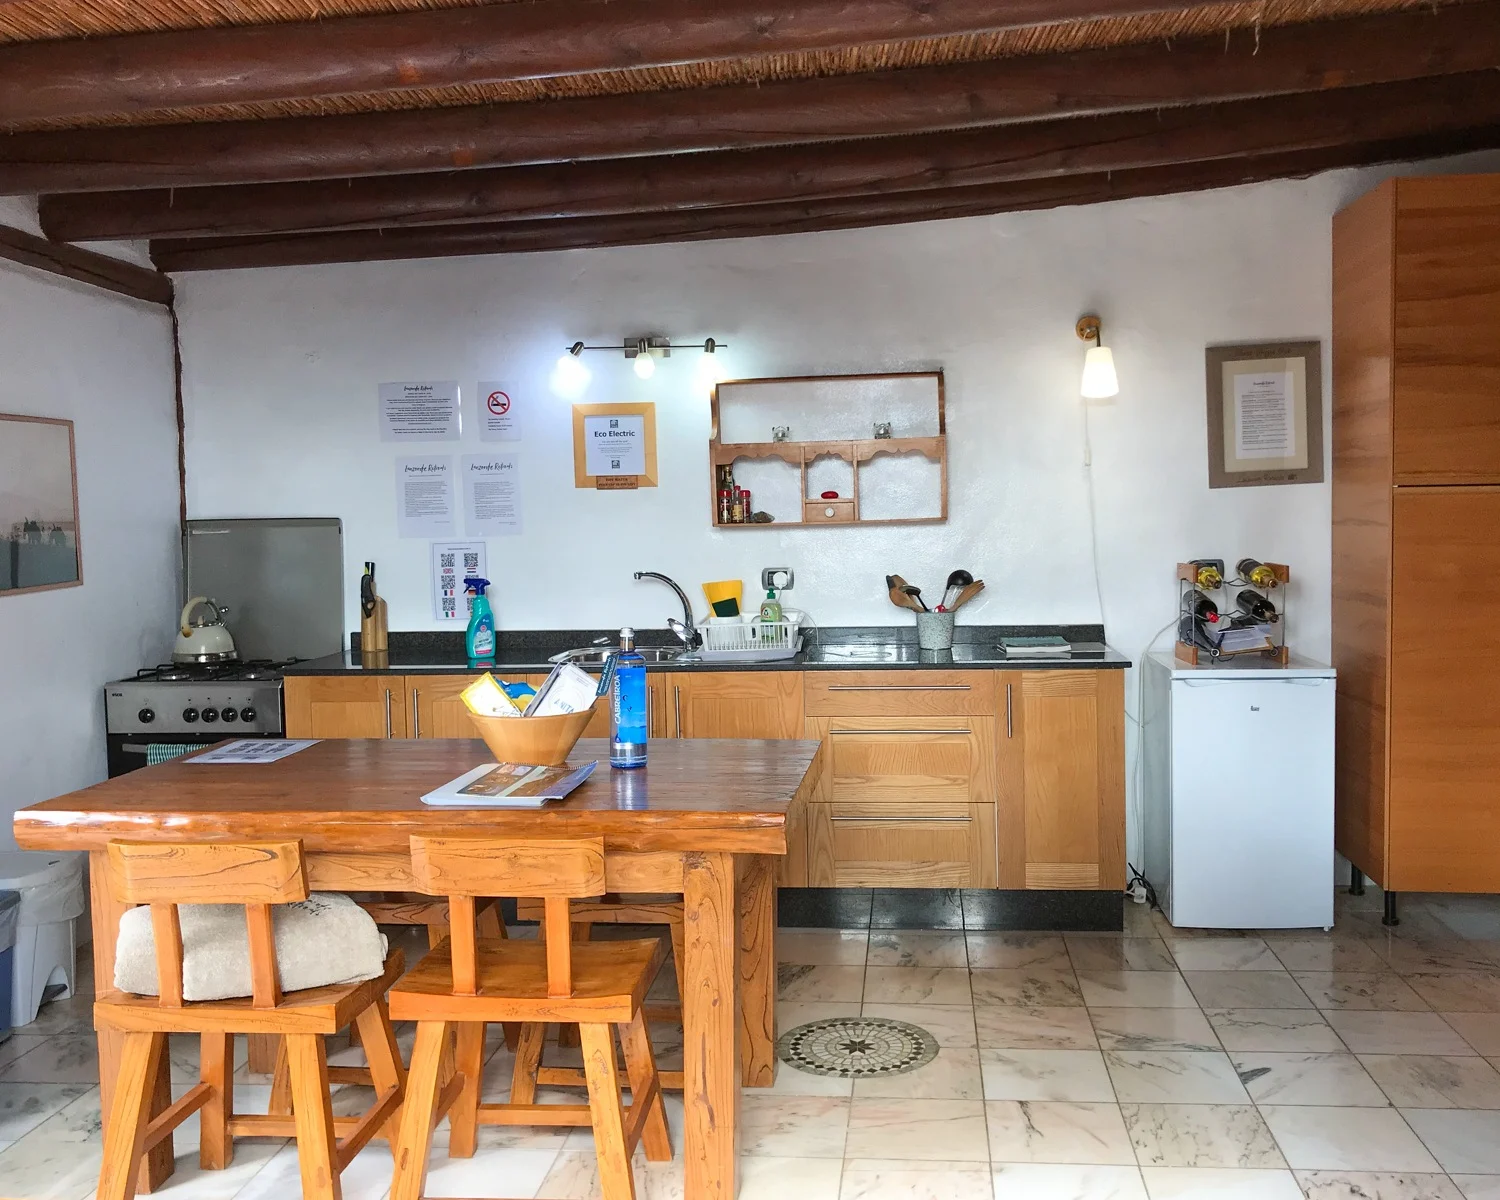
xmin=173 ymin=596 xmax=239 ymax=663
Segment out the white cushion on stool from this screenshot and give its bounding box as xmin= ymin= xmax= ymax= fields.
xmin=114 ymin=893 xmax=389 ymax=1002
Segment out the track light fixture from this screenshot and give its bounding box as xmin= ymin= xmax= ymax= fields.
xmin=550 ymin=336 xmax=730 ymax=397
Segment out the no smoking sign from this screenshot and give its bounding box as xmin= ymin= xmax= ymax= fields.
xmin=486 ymin=390 xmax=511 ymax=416
xmin=478 ymin=381 xmax=519 ymax=441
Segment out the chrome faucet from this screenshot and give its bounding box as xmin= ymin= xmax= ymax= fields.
xmin=634 ymin=571 xmax=702 ymax=650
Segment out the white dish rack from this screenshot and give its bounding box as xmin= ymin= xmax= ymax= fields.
xmin=697 ymin=617 xmax=802 ymax=663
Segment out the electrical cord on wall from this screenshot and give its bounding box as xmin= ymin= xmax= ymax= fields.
xmin=1082 ymin=403 xmax=1107 ymax=628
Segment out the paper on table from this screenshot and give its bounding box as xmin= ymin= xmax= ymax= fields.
xmin=462 ymin=454 xmax=522 ymax=536
xmin=432 ymin=540 xmax=486 ymax=622
xmin=188 ymin=739 xmax=319 ymax=764
xmin=396 ymin=456 xmax=456 ymax=538
xmin=379 ymin=381 xmax=460 ymax=442
xmin=477 ymin=381 xmax=520 ymax=442
xmin=583 ymin=413 xmax=646 ymax=476
xmin=1233 ymin=370 xmax=1296 ymax=460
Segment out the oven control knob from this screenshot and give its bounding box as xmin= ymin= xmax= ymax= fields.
xmin=200 ymin=707 xmax=219 ymax=723
xmin=221 ymin=706 xmax=238 ymax=723
xmin=182 ymin=707 xmax=199 ymax=723
xmin=240 ymin=706 xmax=257 ymax=723
xmin=137 ymin=707 xmax=155 ymax=724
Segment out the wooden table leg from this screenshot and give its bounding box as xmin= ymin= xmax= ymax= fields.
xmin=738 ymin=855 xmax=777 ymax=1089
xmin=247 ymin=1033 xmax=280 ymax=1075
xmin=682 ymin=850 xmax=738 ymax=1200
xmin=90 ymin=851 xmax=176 ymax=1192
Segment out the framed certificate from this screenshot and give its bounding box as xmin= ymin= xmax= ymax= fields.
xmin=572 ymin=403 xmax=658 ymax=489
xmin=1205 ymin=341 xmax=1323 ymax=488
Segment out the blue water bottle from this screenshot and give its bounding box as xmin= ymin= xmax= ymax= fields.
xmin=610 ymin=627 xmax=648 ymax=769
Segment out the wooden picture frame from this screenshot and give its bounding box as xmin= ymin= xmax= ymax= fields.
xmin=1205 ymin=341 xmax=1324 ymax=488
xmin=1 ymin=413 xmax=82 ymax=596
xmin=572 ymin=402 xmax=658 ymax=489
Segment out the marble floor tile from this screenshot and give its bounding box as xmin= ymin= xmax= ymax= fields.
xmin=970 ymin=969 xmax=1083 ymax=1008
xmin=978 ymin=1049 xmax=1117 ymax=1102
xmin=1167 ymin=939 xmax=1282 ymax=973
xmin=739 ymin=1095 xmax=850 ymax=1158
xmin=21 ymin=995 xmax=95 ymax=1037
xmin=853 ymin=1048 xmax=984 ymax=1100
xmin=739 ymin=1156 xmax=844 ymax=1200
xmin=0 ymin=1035 xmax=99 ymax=1084
xmin=1122 ymin=1104 xmax=1285 ymax=1168
xmin=779 ymin=1001 xmax=864 ymax=1030
xmin=974 ymin=1005 xmax=1098 ymax=1050
xmin=1139 ymin=1166 xmax=1304 ymax=1199
xmin=1295 ymin=1171 xmax=1466 ymax=1200
xmin=866 ymin=930 xmax=968 ymax=968
xmin=845 ymin=1098 xmax=990 ymax=1162
xmin=0 ymin=1130 xmax=104 ymax=1200
xmin=862 ymin=966 xmax=972 ymax=1006
xmin=1360 ymin=1054 xmax=1500 ymax=1108
xmin=778 ymin=963 xmax=866 ymax=1003
xmin=777 ymin=928 xmax=869 ymax=966
xmin=1453 ymin=1176 xmax=1500 ymax=1199
xmin=1406 ymin=975 xmax=1500 ymax=1014
xmin=1077 ymin=972 xmax=1198 ymax=1009
xmin=1181 ymin=972 xmax=1312 ymax=1010
xmin=966 ymin=934 xmax=1071 ymax=970
xmin=839 ymin=1157 xmax=995 ymax=1200
xmin=1104 ymin=1051 xmax=1249 ymax=1103
xmin=1205 ymin=1009 xmax=1346 ymax=1052
xmin=1442 ymin=1013 xmax=1500 ymax=1056
xmin=861 ymin=1002 xmax=977 ymax=1047
xmin=233 ymin=1139 xmax=394 ymax=1200
xmin=1067 ymin=938 xmax=1179 ymax=973
xmin=1268 ymin=940 xmax=1391 ymax=973
xmin=765 ymin=1059 xmax=856 ymax=1097
xmin=1294 ymin=972 xmax=1431 ymax=1011
xmin=1402 ymin=1109 xmax=1500 ymax=1174
xmin=538 ymin=1149 xmax=685 ymax=1199
xmin=427 ymin=1145 xmax=563 ymax=1198
xmin=1090 ymin=1008 xmax=1220 ymax=1052
xmin=1326 ymin=1012 xmax=1475 ymax=1056
xmin=0 ymin=1082 xmax=90 ymax=1152
xmin=984 ymin=1100 xmax=1136 ymax=1164
xmin=1375 ymin=944 xmax=1500 ymax=976
xmin=1259 ymin=1105 xmax=1441 ymax=1171
xmin=1232 ymin=1052 xmax=1388 ymax=1106
xmin=990 ymin=1163 xmax=1148 ymax=1200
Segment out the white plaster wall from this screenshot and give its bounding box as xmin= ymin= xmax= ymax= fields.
xmin=0 ymin=197 xmax=179 ymax=852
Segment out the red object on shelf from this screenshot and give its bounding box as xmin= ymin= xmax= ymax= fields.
xmin=820 ymin=490 xmax=839 ymax=499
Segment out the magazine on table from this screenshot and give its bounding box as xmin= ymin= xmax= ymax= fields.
xmin=420 ymin=759 xmax=598 ymax=808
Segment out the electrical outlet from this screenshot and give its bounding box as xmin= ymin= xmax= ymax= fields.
xmin=761 ymin=567 xmax=794 ymax=591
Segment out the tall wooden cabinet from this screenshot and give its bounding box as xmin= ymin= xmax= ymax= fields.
xmin=1333 ymin=173 xmax=1500 ymax=894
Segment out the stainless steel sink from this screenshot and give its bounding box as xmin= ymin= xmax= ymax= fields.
xmin=548 ymin=646 xmax=689 ymax=664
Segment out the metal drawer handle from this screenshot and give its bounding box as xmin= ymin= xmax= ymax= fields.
xmin=829 ymin=728 xmax=972 ymax=736
xmin=829 ymin=815 xmax=972 ymax=823
xmin=411 ymin=688 xmax=421 ymax=738
xmin=383 ymin=688 xmax=393 ymax=738
xmin=827 ymin=684 xmax=971 ymax=692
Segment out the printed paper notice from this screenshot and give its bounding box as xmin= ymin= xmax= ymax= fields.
xmin=432 ymin=541 xmax=487 ymax=622
xmin=583 ymin=413 xmax=646 ymax=476
xmin=1233 ymin=371 xmax=1296 ymax=460
xmin=189 ymin=739 xmax=319 ymax=764
xmin=463 ymin=454 xmax=522 ymax=536
xmin=380 ymin=381 xmax=460 ymax=442
xmin=478 ymin=381 xmax=520 ymax=442
xmin=396 ymin=456 xmax=456 ymax=538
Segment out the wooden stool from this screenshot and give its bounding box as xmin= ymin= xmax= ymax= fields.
xmin=93 ymin=841 xmax=406 ymax=1200
xmin=389 ymin=836 xmax=671 ymax=1200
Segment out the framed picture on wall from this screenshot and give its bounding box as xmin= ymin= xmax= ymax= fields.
xmin=1205 ymin=341 xmax=1324 ymax=488
xmin=0 ymin=413 xmax=82 ymax=595
xmin=572 ymin=403 xmax=658 ymax=489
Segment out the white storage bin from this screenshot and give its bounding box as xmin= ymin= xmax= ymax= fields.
xmin=0 ymin=852 xmax=85 ymax=1026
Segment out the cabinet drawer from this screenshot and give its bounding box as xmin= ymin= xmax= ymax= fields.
xmin=814 ymin=715 xmax=995 ymax=806
xmin=807 ymin=803 xmax=997 ymax=888
xmin=805 ymin=671 xmax=997 ymax=716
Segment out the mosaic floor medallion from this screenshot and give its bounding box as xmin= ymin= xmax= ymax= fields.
xmin=777 ymin=1016 xmax=939 ymax=1078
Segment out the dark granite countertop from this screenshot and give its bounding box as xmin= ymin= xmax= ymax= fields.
xmin=284 ymin=625 xmax=1130 ymax=676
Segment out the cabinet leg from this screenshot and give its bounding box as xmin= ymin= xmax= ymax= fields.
xmin=1383 ymin=891 xmax=1399 ymax=927
xmin=1348 ymin=867 xmax=1365 ymax=897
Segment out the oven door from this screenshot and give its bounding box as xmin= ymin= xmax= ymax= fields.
xmin=106 ymin=731 xmax=278 ymax=778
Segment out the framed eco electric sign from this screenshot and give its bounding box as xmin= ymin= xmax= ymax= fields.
xmin=572 ymin=402 xmax=658 ymax=489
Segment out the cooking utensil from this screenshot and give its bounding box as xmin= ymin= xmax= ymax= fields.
xmin=948 ymin=580 xmax=986 ymax=611
xmin=888 ymin=585 xmax=921 ymax=611
xmin=940 ymin=569 xmax=974 ymax=610
xmin=904 ymin=585 xmax=930 ymax=612
xmin=172 ymin=596 xmax=239 ymax=663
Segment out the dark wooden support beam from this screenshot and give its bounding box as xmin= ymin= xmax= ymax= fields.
xmin=0 ymin=0 xmax=1242 ymax=125
xmin=5 ymin=2 xmax=1498 ymax=194
xmin=150 ymin=127 xmax=1500 ymax=272
xmin=0 ymin=223 xmax=173 ymax=304
xmin=42 ymin=71 xmax=1500 ymax=242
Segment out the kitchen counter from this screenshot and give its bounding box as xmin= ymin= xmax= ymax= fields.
xmin=284 ymin=624 xmax=1131 ymax=675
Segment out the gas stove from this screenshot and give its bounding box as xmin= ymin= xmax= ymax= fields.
xmin=106 ymin=659 xmax=297 ymax=744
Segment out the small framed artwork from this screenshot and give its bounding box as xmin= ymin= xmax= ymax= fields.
xmin=1 ymin=413 xmax=82 ymax=595
xmin=1205 ymin=341 xmax=1324 ymax=488
xmin=572 ymin=403 xmax=658 ymax=489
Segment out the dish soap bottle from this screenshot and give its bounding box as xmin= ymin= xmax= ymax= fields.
xmin=610 ymin=627 xmax=648 ymax=769
xmin=464 ymin=577 xmax=496 ymax=664
xmin=758 ymin=586 xmax=783 ymax=624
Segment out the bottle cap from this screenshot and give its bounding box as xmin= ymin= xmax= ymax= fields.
xmin=464 ymin=577 xmax=490 ymax=592
xmin=620 ymin=626 xmax=636 ymax=651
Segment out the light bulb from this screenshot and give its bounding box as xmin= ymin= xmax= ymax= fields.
xmin=1080 ymin=345 xmax=1119 ymax=399
xmin=695 ymin=344 xmax=728 ymax=391
xmin=633 ymin=352 xmax=656 ymax=380
xmin=550 ymin=348 xmax=591 ymax=399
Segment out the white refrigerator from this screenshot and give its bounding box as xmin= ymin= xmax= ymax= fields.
xmin=1142 ymin=651 xmax=1336 ymax=930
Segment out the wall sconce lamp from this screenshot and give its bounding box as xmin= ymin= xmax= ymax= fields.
xmin=1076 ymin=315 xmax=1120 ymax=399
xmin=552 ymin=336 xmax=729 ymax=395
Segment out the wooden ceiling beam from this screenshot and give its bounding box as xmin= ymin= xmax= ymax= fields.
xmin=0 ymin=0 xmax=1243 ymax=126
xmin=0 ymin=223 xmax=173 ymax=304
xmin=150 ymin=128 xmax=1500 ymax=272
xmin=40 ymin=72 xmax=1500 ymax=242
xmin=5 ymin=2 xmax=1498 ymax=194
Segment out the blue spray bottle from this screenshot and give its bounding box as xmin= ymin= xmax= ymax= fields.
xmin=464 ymin=577 xmax=496 ymax=664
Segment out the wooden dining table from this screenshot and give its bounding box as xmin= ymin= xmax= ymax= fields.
xmin=12 ymin=736 xmax=820 ymax=1200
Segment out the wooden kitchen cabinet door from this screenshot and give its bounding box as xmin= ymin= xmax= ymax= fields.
xmin=284 ymin=675 xmax=406 ymax=739
xmin=663 ymin=672 xmax=804 ymax=739
xmin=405 ymin=674 xmax=480 ymax=739
xmin=996 ymin=670 xmax=1125 ymax=891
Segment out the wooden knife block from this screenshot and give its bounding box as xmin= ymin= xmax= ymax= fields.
xmin=360 ymin=597 xmax=388 ymax=658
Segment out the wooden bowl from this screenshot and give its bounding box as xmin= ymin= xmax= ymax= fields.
xmin=467 ymin=703 xmax=599 ymax=766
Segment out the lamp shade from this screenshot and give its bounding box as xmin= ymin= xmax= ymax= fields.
xmin=549 ymin=351 xmax=591 ymax=398
xmin=1080 ymin=345 xmax=1119 ymax=399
